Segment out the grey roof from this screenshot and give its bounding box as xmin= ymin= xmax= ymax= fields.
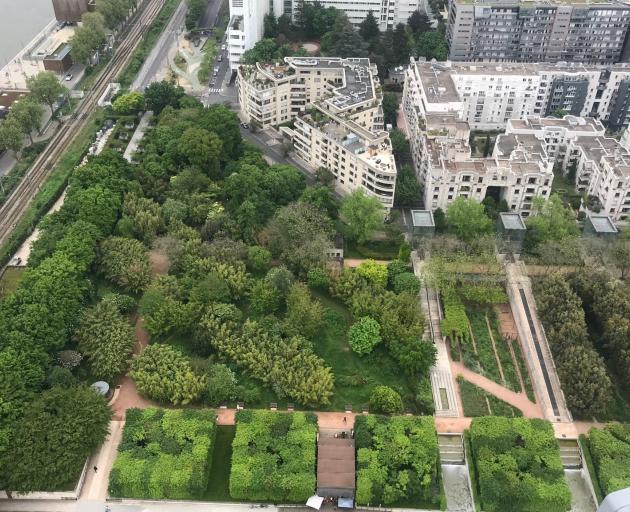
xmin=412 ymin=210 xmax=435 ymax=227
xmin=598 ymin=487 xmax=630 ymax=512
xmin=589 ymin=215 xmax=618 ymax=234
xmin=500 ymin=212 xmax=527 ymax=231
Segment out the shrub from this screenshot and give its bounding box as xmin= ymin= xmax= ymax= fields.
xmin=469 ymin=417 xmax=571 ymax=512
xmin=355 ymin=415 xmax=439 ymax=505
xmin=348 ymin=316 xmax=381 ymax=355
xmin=109 ymin=408 xmax=216 ymax=499
xmin=130 ymin=344 xmax=206 ymax=405
xmin=247 ymin=245 xmax=272 ymax=272
xmin=356 ymin=259 xmax=388 ymax=288
xmin=307 ymin=267 xmax=329 ymax=290
xmin=99 ymin=236 xmax=152 ymax=293
xmin=205 ymin=363 xmax=238 ymax=405
xmin=588 ymin=423 xmax=630 ymax=496
xmin=392 ymin=272 xmax=421 ymax=294
xmin=370 ymin=385 xmax=404 ymax=414
xmin=230 ymin=410 xmax=317 ymax=502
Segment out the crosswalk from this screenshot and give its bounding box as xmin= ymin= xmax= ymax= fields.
xmin=208 ymin=88 xmax=221 ymax=93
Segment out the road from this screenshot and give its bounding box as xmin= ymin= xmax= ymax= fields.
xmin=132 ymin=0 xmax=187 ymax=91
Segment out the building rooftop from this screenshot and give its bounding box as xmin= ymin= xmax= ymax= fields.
xmin=46 ymin=43 xmax=72 ymax=61
xmin=30 ymin=24 xmax=75 ymax=60
xmin=500 ymin=212 xmax=527 ymax=230
xmin=588 ymin=214 xmax=618 ymax=234
xmin=509 ymin=115 xmax=605 ymax=133
xmin=411 ymin=210 xmax=435 ymax=227
xmin=454 ymin=0 xmax=627 ymax=7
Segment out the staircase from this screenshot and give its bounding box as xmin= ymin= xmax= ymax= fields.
xmin=438 ymin=433 xmax=465 ymax=465
xmin=559 ymin=439 xmax=582 ymax=469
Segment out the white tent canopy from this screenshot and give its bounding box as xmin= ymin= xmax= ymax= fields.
xmin=306 ymin=495 xmax=324 ymax=510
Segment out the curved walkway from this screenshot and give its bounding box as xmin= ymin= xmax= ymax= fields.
xmin=451 ymin=361 xmax=544 ymax=419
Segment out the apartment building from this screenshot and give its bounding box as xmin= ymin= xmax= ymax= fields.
xmin=403 ymin=59 xmax=630 ymax=132
xmin=446 ymin=0 xmax=630 ymax=65
xmin=238 ymin=57 xmax=396 ymax=208
xmin=417 ymin=113 xmax=554 ymax=214
xmin=300 ymin=0 xmax=422 ymax=29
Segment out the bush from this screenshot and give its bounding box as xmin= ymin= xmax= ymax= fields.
xmin=205 ymin=363 xmax=237 ymax=405
xmin=348 ymin=316 xmax=381 ymax=355
xmin=247 ymin=245 xmax=271 ymax=272
xmin=469 ymin=417 xmax=571 ymax=512
xmin=230 ymin=410 xmax=317 ymax=502
xmin=355 ymin=415 xmax=440 ymax=505
xmin=109 ymin=408 xmax=216 ymax=499
xmin=99 ymin=236 xmax=152 ymax=294
xmin=370 ymin=385 xmax=404 ymax=414
xmin=129 ymin=344 xmax=206 ymax=405
xmin=356 ymin=259 xmax=388 ymax=288
xmin=392 ymin=272 xmax=421 ymax=294
xmin=307 ymin=267 xmax=329 ymax=290
xmin=588 ymin=423 xmax=630 ymax=496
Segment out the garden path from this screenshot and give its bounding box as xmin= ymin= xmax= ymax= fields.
xmin=495 ymin=304 xmax=527 ymax=394
xmin=451 ymin=361 xmax=544 ymax=419
xmin=344 ymin=258 xmax=389 ymax=267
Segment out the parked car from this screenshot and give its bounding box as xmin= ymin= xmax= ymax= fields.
xmin=218 ymin=54 xmax=223 ymax=62
xmin=221 ymin=44 xmax=226 ymax=51
xmin=240 ymin=122 xmax=250 ymax=129
xmin=64 ymin=73 xmax=73 ymax=81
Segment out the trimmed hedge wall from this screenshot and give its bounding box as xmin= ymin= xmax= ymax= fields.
xmin=355 ymin=415 xmax=441 ymax=507
xmin=229 ymin=410 xmax=317 ymax=502
xmin=109 ymin=408 xmax=216 ymax=499
xmin=588 ymin=423 xmax=630 ymax=496
xmin=469 ymin=417 xmax=570 ymax=512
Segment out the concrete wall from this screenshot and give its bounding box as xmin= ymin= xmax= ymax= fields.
xmin=52 ymin=0 xmax=90 ymax=23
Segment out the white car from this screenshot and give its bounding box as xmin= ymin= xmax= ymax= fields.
xmin=64 ymin=73 xmax=73 ymax=81
xmin=221 ymin=44 xmax=226 ymax=51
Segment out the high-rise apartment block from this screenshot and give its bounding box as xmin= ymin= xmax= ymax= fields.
xmin=446 ymin=0 xmax=630 ymax=64
xmin=238 ymin=57 xmax=397 ymax=208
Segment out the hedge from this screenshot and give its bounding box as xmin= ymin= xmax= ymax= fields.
xmin=229 ymin=410 xmax=317 ymax=502
xmin=588 ymin=423 xmax=630 ymax=496
xmin=469 ymin=417 xmax=570 ymax=512
xmin=109 ymin=408 xmax=216 ymax=499
xmin=355 ymin=415 xmax=441 ymax=507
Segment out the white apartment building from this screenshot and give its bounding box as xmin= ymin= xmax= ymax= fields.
xmin=227 ymin=0 xmax=424 ymax=70
xmin=403 ymin=59 xmax=630 ymax=132
xmin=418 ymin=114 xmax=553 ymax=215
xmin=238 ymin=57 xmax=396 ymax=208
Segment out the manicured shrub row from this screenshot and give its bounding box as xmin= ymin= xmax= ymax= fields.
xmin=229 ymin=410 xmax=317 ymax=502
xmin=588 ymin=423 xmax=630 ymax=496
xmin=355 ymin=415 xmax=441 ymax=506
xmin=109 ymin=408 xmax=216 ymax=499
xmin=469 ymin=417 xmax=570 ymax=512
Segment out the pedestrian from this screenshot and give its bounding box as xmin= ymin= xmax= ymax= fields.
xmin=343 ymin=416 xmax=347 ymax=424
xmin=93 ymin=465 xmax=98 ymax=473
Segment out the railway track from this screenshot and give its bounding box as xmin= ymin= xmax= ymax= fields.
xmin=0 ymin=0 xmax=167 ymax=248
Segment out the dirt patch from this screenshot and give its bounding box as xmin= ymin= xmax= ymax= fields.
xmin=149 ymin=249 xmax=170 ymax=275
xmin=301 ymin=41 xmax=320 ymax=53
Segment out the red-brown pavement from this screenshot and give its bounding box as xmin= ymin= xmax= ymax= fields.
xmin=451 ymin=360 xmax=545 ymax=419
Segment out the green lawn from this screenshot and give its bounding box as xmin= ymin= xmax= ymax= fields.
xmin=312 ymin=291 xmax=415 ymax=412
xmin=458 ymin=377 xmax=522 ymax=418
xmin=0 ymin=267 xmax=26 ymax=298
xmin=345 ymin=239 xmax=401 ymax=260
xmin=202 ymin=425 xmax=235 ymax=501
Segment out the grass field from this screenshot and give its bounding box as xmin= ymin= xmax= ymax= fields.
xmin=0 ymin=267 xmax=26 ymax=298
xmin=202 ymin=425 xmax=235 ymax=501
xmin=458 ymin=377 xmax=522 ymax=418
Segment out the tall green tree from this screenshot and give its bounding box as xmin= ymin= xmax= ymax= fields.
xmin=392 ymin=23 xmax=412 ymax=64
xmin=75 ymin=299 xmax=135 ymax=382
xmin=70 ymin=12 xmax=107 ymax=64
xmin=8 ymin=97 xmax=43 ymax=144
xmin=359 ymin=10 xmax=380 ymax=49
xmin=394 ymin=164 xmax=422 ymax=207
xmin=99 ymin=236 xmax=152 ymax=293
xmin=0 ymin=118 xmax=24 ymax=157
xmin=144 ymin=80 xmax=185 ymax=114
xmin=340 ymin=189 xmax=384 ymax=243
xmin=446 ymin=197 xmax=493 ymax=243
xmin=26 ymin=71 xmax=66 ymax=114
xmin=321 ymin=13 xmax=368 ymax=57
xmin=382 ymin=92 xmax=399 ymax=127
xmin=416 ymin=31 xmax=448 ymax=60
xmin=407 ymin=11 xmax=431 ymax=37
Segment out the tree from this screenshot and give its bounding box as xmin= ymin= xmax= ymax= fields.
xmin=416 ymin=31 xmax=448 ymax=61
xmin=359 ymin=11 xmax=380 ymax=49
xmin=0 ymin=117 xmax=24 ymax=157
xmin=394 ymin=164 xmax=422 ymax=207
xmin=99 ymin=236 xmax=152 ymax=293
xmin=26 ymin=71 xmax=66 ymax=114
xmin=348 ymin=316 xmax=381 ymax=355
xmin=446 ymin=197 xmax=493 ymax=243
xmin=70 ymin=12 xmax=107 ymax=64
xmin=389 ymin=128 xmax=411 ymax=163
xmin=249 ymin=280 xmax=281 ymax=315
xmin=144 ymin=80 xmax=185 ymax=114
xmin=74 ymin=300 xmax=135 ymax=382
xmin=551 ymin=108 xmax=568 ymax=118
xmin=392 ymin=272 xmax=421 ymax=294
xmin=206 ymin=363 xmax=238 ymax=405
xmin=285 ymin=282 xmax=324 ymax=339
xmin=177 ymin=127 xmax=222 ymax=173
xmin=97 ymin=0 xmax=130 ymax=28
xmin=300 ymin=185 xmax=339 ymax=219
xmin=356 ymin=259 xmax=388 ymax=288
xmin=112 ymin=91 xmax=145 ymax=115
xmin=524 ymin=195 xmax=579 ymax=251
xmin=408 ymin=11 xmax=431 ymax=37
xmin=8 ymin=97 xmax=43 ymax=144
xmin=185 ymin=0 xmax=206 ymax=29
xmin=340 ymin=189 xmax=384 ymax=243
xmin=609 ymin=238 xmax=630 ymax=279
xmin=3 ymin=386 xmax=111 ymax=492
xmin=557 ymin=345 xmax=612 ymax=417
xmin=433 ymin=207 xmax=447 ymax=233
xmin=382 ymin=92 xmax=399 ymax=127
xmin=63 ymin=185 xmax=121 ymax=236
xmin=241 ymin=38 xmax=281 ymax=64
xmin=264 ymin=12 xmax=279 ymax=38
xmin=130 ymin=344 xmax=206 ymax=405
xmin=247 ymin=246 xmax=272 ymax=272
xmin=321 ymin=13 xmax=368 ymax=57
xmin=392 ymin=23 xmax=411 ymax=64
xmin=370 ymin=385 xmax=404 ymax=414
